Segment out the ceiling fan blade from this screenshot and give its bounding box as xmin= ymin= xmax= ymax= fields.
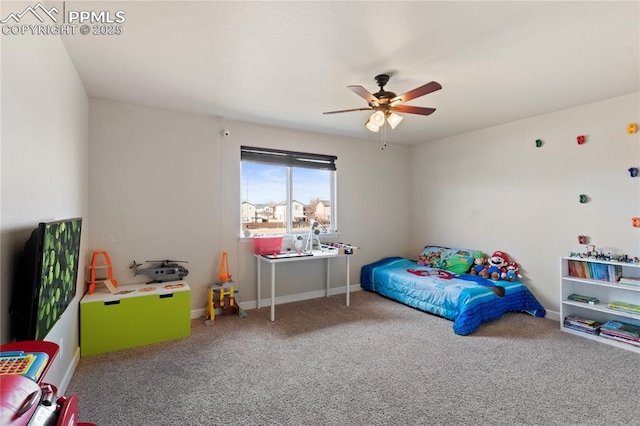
xmin=347 ymin=85 xmax=379 ymax=105
xmin=391 ymin=81 xmax=442 ymax=104
xmin=323 ymin=107 xmax=371 ymax=115
xmin=392 ymin=105 xmax=436 ymax=116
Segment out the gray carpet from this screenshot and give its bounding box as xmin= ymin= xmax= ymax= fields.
xmin=67 ymin=290 xmax=640 ymax=426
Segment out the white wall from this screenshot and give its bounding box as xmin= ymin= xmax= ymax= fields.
xmin=410 ymin=93 xmax=640 ymax=315
xmin=88 ymin=99 xmax=412 ymax=314
xmin=1 ymin=32 xmax=89 ymax=393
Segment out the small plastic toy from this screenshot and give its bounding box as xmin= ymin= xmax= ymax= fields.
xmin=219 ymin=251 xmax=231 ymax=282
xmin=204 ymin=253 xmax=247 ymax=324
xmin=578 ymin=235 xmax=588 ymax=244
xmin=579 ymin=194 xmax=588 ymax=203
xmin=629 ymin=167 xmax=638 ymax=177
xmin=628 ymin=123 xmax=638 ymax=134
xmin=569 ymin=249 xmax=639 ymax=263
xmin=577 ymin=135 xmax=586 ymax=145
xmin=535 ymin=139 xmax=543 ymax=147
xmin=87 ymin=251 xmax=118 ymax=294
xmin=205 ymin=281 xmax=246 ymax=324
xmin=633 ymin=217 xmax=640 ymax=228
xmin=130 ymin=259 xmax=189 ymax=283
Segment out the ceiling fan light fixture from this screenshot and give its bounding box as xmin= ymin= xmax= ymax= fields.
xmin=365 ymin=110 xmax=385 ymax=132
xmin=365 ymin=118 xmax=380 ymax=132
xmin=386 ymin=112 xmax=403 ymax=129
xmin=389 ymin=98 xmax=402 ymax=107
xmin=371 ymin=110 xmax=385 ymax=126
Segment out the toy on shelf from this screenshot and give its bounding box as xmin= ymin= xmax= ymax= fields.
xmin=629 ymin=167 xmax=638 ymax=177
xmin=535 ymin=139 xmax=543 ymax=147
xmin=130 ymin=259 xmax=189 ymax=283
xmin=577 ymin=135 xmax=586 ymax=145
xmin=632 ymin=217 xmax=640 ymax=228
xmin=87 ymin=250 xmax=118 ymax=294
xmin=579 ymin=194 xmax=589 ymax=203
xmin=577 ymin=235 xmax=588 ymax=244
xmin=568 ymin=246 xmax=639 ymax=263
xmin=628 ymin=123 xmax=638 ymax=134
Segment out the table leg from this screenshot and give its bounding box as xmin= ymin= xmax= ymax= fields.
xmin=326 ymin=258 xmax=330 ymax=297
xmin=257 ymin=257 xmax=261 ymax=309
xmin=270 ymin=262 xmax=276 ymax=322
xmin=346 ymin=255 xmax=351 ymax=306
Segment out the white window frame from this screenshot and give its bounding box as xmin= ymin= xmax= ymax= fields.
xmin=240 ymin=146 xmax=338 ymax=237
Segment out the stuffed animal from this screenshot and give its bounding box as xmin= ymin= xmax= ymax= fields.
xmin=505 ymin=261 xmax=523 ymax=282
xmin=486 ymin=250 xmax=509 ymax=281
xmin=470 ymin=251 xmax=488 ymax=276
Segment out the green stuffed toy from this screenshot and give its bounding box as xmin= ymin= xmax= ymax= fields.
xmin=470 ymin=251 xmax=488 ymax=277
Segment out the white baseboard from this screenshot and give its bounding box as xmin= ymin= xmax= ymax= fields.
xmin=545 ymin=309 xmax=560 ymax=322
xmin=58 ymin=347 xmax=80 ymax=395
xmin=191 ymin=284 xmax=361 ymax=319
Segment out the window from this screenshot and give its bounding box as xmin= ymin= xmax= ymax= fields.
xmin=240 ymin=146 xmax=337 ymax=236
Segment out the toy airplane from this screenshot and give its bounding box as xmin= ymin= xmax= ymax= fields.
xmin=130 ymin=259 xmax=189 ymax=283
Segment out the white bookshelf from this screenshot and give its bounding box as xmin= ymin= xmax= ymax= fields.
xmin=560 ymin=256 xmax=640 ymax=353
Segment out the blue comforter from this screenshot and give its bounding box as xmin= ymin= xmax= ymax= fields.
xmin=360 ymin=257 xmax=546 ymax=335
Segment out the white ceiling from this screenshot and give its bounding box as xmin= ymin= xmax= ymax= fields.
xmin=60 ymin=1 xmax=640 ymax=145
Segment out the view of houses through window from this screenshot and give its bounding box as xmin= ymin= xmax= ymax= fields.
xmin=240 ymin=147 xmax=336 ymax=236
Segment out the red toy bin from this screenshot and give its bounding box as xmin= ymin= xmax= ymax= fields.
xmin=253 ymin=235 xmax=284 ymax=254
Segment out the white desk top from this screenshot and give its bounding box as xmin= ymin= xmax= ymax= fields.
xmin=255 ymin=249 xmax=352 ymax=263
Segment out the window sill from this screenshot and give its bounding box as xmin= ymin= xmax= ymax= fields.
xmin=238 ymin=230 xmax=341 ymax=242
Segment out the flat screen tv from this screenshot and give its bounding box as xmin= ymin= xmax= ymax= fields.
xmin=10 ymin=218 xmax=82 ymax=341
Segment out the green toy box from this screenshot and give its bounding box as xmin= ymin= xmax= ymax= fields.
xmin=80 ymin=281 xmax=191 ymax=356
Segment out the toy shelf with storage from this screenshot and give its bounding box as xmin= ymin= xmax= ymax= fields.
xmin=80 ymin=281 xmax=191 ymax=356
xmin=560 ymin=257 xmax=640 ymax=353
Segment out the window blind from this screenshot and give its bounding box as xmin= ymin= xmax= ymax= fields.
xmin=240 ymin=146 xmax=337 ymax=171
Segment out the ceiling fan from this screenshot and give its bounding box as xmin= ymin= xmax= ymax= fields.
xmin=323 ymin=74 xmax=442 ymax=132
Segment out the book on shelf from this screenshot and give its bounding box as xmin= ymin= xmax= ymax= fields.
xmin=564 ymin=315 xmax=601 ymax=327
xmin=564 ymin=324 xmax=600 ymax=335
xmin=600 ymin=329 xmax=640 ymax=342
xmin=619 ymin=276 xmax=640 ymax=286
xmin=600 ymin=320 xmax=640 ymax=339
xmin=568 ymin=294 xmax=599 ymax=304
xmin=607 ymin=301 xmax=640 ymax=315
xmin=567 ymin=260 xmax=622 ymax=282
xmin=563 ymin=316 xmax=602 ymax=334
xmin=599 ymin=332 xmax=640 ymax=347
xmin=608 ymin=265 xmax=622 ymax=282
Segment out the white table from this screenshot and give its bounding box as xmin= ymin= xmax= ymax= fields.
xmin=255 ymin=250 xmax=352 ymax=321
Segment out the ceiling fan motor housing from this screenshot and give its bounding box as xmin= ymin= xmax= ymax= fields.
xmin=373 ymin=74 xmax=396 ymax=104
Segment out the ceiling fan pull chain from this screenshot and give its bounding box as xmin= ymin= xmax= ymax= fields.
xmin=381 ymin=122 xmax=387 ymax=151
